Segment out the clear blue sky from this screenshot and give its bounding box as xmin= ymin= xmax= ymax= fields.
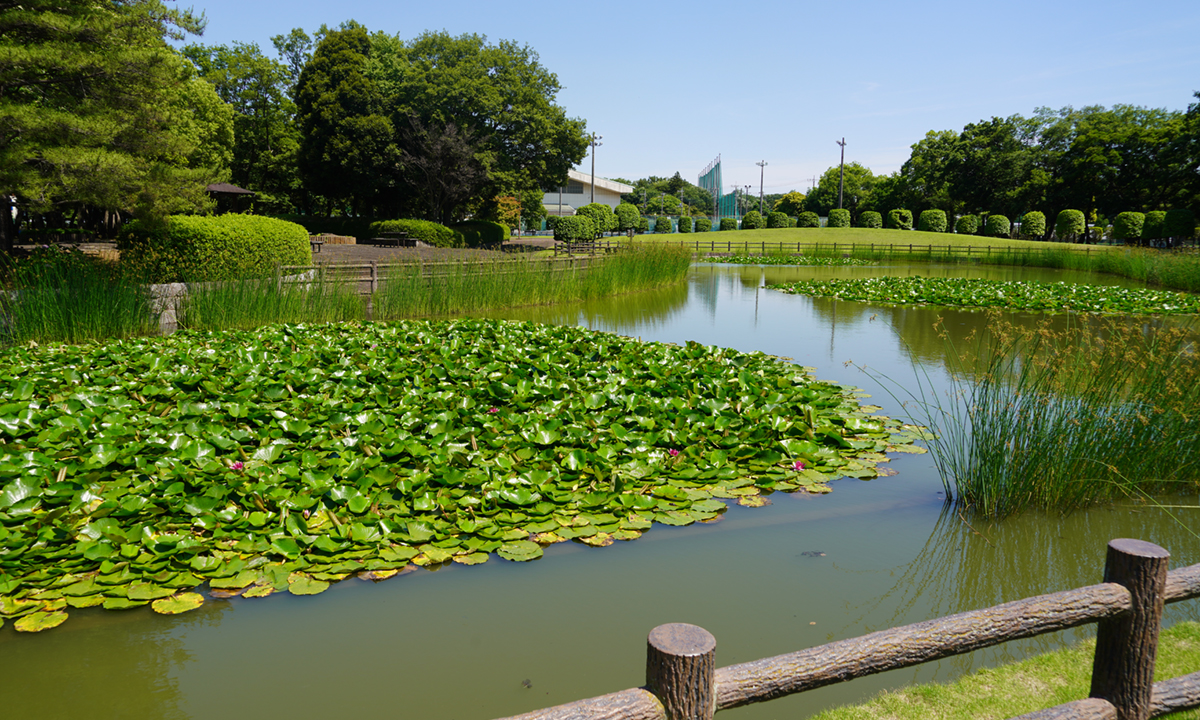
xmin=180 ymin=0 xmax=1200 ymax=195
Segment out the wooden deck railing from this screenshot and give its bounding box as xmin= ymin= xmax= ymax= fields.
xmin=497 ymin=539 xmax=1200 ymax=720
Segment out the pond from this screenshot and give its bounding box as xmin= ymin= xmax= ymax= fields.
xmin=1 ymin=262 xmax=1196 ymax=719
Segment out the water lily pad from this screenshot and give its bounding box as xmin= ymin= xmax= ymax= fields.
xmin=208 ymin=588 xmax=245 ymax=599
xmin=151 ymin=593 xmax=204 ymax=615
xmin=287 ymin=575 xmax=330 ymax=596
xmin=210 ymin=570 xmax=257 ymax=590
xmin=357 ymin=569 xmax=400 ymax=581
xmin=14 ymin=611 xmax=68 ymax=633
xmin=66 ymin=595 xmax=106 ymax=608
xmin=578 ymin=533 xmax=614 ymax=547
xmin=452 ymin=553 xmax=489 ymax=565
xmin=497 ymin=541 xmax=543 ymax=561
xmin=102 ymin=597 xmax=148 ymax=610
xmin=530 ymin=532 xmax=565 ymax=545
xmin=127 ymin=582 xmax=176 ymax=601
xmin=242 ymin=585 xmax=277 ymax=599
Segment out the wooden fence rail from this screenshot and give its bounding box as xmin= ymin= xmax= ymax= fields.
xmin=276 ymin=256 xmax=601 ymax=296
xmin=667 ymin=240 xmax=1107 ymax=258
xmin=498 ymin=539 xmax=1200 ymax=720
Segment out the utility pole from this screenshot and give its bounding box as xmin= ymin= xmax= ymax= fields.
xmin=808 ymin=176 xmax=818 ymax=194
xmin=589 ymin=132 xmax=603 ymax=204
xmin=743 ymin=185 xmax=752 ymax=219
xmin=836 ymin=138 xmax=847 ymax=210
xmin=756 ymin=160 xmax=767 ymax=215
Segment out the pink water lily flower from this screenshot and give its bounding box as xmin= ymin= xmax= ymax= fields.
xmin=667 ymin=449 xmax=680 ymax=457
xmin=793 ymin=460 xmax=805 ymax=471
xmin=231 ymin=461 xmax=244 ymax=471
xmin=488 ymin=407 xmax=499 ymax=413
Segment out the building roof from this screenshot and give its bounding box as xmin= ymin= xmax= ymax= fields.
xmin=567 ymin=169 xmax=633 ymax=195
xmin=206 ymin=183 xmax=256 ymax=195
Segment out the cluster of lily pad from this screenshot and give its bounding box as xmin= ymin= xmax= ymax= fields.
xmin=699 ymin=255 xmax=877 ymax=267
xmin=0 ymin=320 xmax=926 ymax=632
xmin=768 ymin=276 xmax=1200 ymax=315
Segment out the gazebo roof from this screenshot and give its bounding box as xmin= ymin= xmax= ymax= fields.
xmin=206 ymin=183 xmax=256 ymax=196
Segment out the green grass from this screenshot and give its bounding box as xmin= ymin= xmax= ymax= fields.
xmin=1 ymin=247 xmax=155 ymax=344
xmin=177 ymin=266 xmax=365 ymax=331
xmin=372 ymin=244 xmax=692 ymax=319
xmin=812 ymin=621 xmax=1200 ymax=720
xmin=638 ymin=227 xmax=1085 ymax=250
xmin=904 ymin=314 xmax=1200 ymax=518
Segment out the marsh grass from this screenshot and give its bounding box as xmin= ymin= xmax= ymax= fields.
xmin=906 ymin=312 xmax=1200 ymax=518
xmin=373 ymin=244 xmax=692 ymax=319
xmin=177 ymin=266 xmax=365 ymax=331
xmin=0 ymin=247 xmax=155 ymax=344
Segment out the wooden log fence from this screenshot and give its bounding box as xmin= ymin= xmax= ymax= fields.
xmin=670 ymin=239 xmax=1105 ymax=259
xmin=497 ymin=539 xmax=1200 ymax=720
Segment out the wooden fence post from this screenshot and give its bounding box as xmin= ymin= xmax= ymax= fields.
xmin=646 ymin=623 xmax=716 ymax=720
xmin=1090 ymin=538 xmax=1169 ymax=720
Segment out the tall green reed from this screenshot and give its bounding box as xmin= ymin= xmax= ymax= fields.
xmin=177 ymin=265 xmax=364 ymax=331
xmin=900 ymin=312 xmax=1200 ymax=518
xmin=1 ymin=246 xmax=155 ymax=344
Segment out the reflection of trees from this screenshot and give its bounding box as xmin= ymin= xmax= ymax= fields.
xmin=844 ymin=505 xmax=1200 ymax=679
xmin=479 ymin=278 xmax=691 ymax=335
xmin=689 ymin=265 xmax=721 ymax=320
xmin=0 ymin=600 xmax=228 ymax=717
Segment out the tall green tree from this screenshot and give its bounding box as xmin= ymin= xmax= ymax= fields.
xmin=294 ymin=24 xmax=398 ymax=215
xmin=806 ymin=162 xmax=876 ymax=221
xmin=0 ymin=0 xmax=224 ymax=248
xmin=773 ymin=191 xmax=806 ymax=216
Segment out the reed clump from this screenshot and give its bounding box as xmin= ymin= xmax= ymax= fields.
xmin=917 ymin=312 xmax=1200 ymax=518
xmin=176 ymin=266 xmax=365 ymax=331
xmin=0 ymin=246 xmax=155 ymax=344
xmin=373 ymin=243 xmax=691 ymax=319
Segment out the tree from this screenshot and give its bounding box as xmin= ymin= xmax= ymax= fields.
xmin=183 ymin=41 xmax=300 ymax=211
xmin=806 ymin=162 xmax=875 ymax=221
xmin=615 ymin=203 xmax=640 ymax=237
xmin=271 ymin=28 xmax=314 ymax=97
xmin=773 ymin=191 xmax=806 ymax=217
xmin=294 ymin=24 xmax=398 ymax=215
xmin=0 ymin=0 xmax=221 ymax=249
xmin=398 ymin=119 xmax=489 ymax=224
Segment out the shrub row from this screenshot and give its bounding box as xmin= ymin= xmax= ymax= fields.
xmin=369 ymin=219 xmax=461 ymax=248
xmin=449 ymin=220 xmax=508 ymax=248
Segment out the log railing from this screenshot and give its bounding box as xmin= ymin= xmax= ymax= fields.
xmin=677 ymin=240 xmax=1106 ymax=258
xmin=497 ymin=539 xmax=1200 ymax=720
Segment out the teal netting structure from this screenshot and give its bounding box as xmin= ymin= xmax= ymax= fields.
xmin=699 ymin=156 xmax=737 ymax=221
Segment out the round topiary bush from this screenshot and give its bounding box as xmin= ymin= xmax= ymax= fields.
xmin=955 ymin=214 xmax=979 ymax=235
xmin=984 ymin=214 xmax=1011 ymax=238
xmin=1113 ymin=212 xmax=1145 ymax=243
xmin=796 ymin=211 xmax=820 ymax=228
xmin=553 ymin=216 xmax=595 ymax=242
xmin=615 ymin=203 xmax=640 ymax=235
xmin=1143 ymin=210 xmax=1166 ymax=241
xmin=917 ymin=209 xmax=947 ymax=233
xmin=1019 ymin=211 xmax=1046 ymax=240
xmin=575 ymin=203 xmax=617 ymax=236
xmin=886 ymin=209 xmax=913 ymax=230
xmin=118 ymin=214 xmax=312 ymax=283
xmin=719 ymin=218 xmax=738 ymax=231
xmin=741 ymin=210 xmax=764 ymax=229
xmin=653 ymin=216 xmax=673 ymax=233
xmin=1056 ymin=209 xmax=1085 ymax=242
xmin=1164 ymin=209 xmax=1196 ymax=241
xmin=858 ymin=211 xmax=882 ymax=229
xmin=677 ymin=215 xmax=693 ymax=233
xmin=767 ymin=211 xmax=789 ymax=228
xmin=637 ymin=217 xmax=650 ymax=234
xmin=788 ymin=217 xmax=798 ymax=227
xmin=827 ymin=209 xmax=850 ymax=228
xmin=694 ymin=217 xmax=713 ymax=233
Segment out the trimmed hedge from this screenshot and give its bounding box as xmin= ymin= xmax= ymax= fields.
xmin=886 ymin=209 xmax=913 ymax=230
xmin=677 ymin=215 xmax=693 ymax=233
xmin=955 ymin=214 xmax=979 ymax=235
xmin=767 ymin=211 xmax=789 ymax=228
xmin=695 ymin=217 xmax=713 ymax=233
xmin=615 ymin=203 xmax=640 ymax=234
xmin=984 ymin=214 xmax=1011 ymax=238
xmin=450 ymin=220 xmax=508 ymax=248
xmin=1143 ymin=210 xmax=1166 ymax=240
xmin=576 ymin=203 xmax=617 ymax=236
xmin=1113 ymin=211 xmax=1145 ymax=242
xmin=653 ymin=216 xmax=673 ymax=233
xmin=719 ymin=218 xmax=738 ymax=231
xmin=1056 ymin=209 xmax=1085 ymax=242
xmin=1164 ymin=209 xmax=1196 ymax=240
xmin=637 ymin=217 xmax=650 ymax=234
xmin=1020 ymin=211 xmax=1046 ymax=239
xmin=741 ymin=210 xmax=764 ymax=229
xmin=917 ymin=209 xmax=947 ymax=233
xmin=119 ymin=214 xmax=312 ymax=283
xmin=828 ymin=209 xmax=851 ymax=228
xmin=369 ymin=219 xmax=461 ymax=248
xmin=797 ymin=211 xmax=820 ymax=228
xmin=553 ymin=216 xmax=595 ymax=242
xmin=858 ymin=211 xmax=882 ymax=229
xmin=788 ymin=217 xmax=798 ymax=227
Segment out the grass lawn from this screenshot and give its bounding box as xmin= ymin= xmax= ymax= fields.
xmin=812 ymin=621 xmax=1200 ymax=720
xmin=633 ymin=227 xmax=1095 ymax=251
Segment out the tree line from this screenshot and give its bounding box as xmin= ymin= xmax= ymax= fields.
xmin=0 ymin=2 xmax=589 ymax=251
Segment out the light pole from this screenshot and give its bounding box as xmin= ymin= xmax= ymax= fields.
xmin=589 ymin=132 xmax=603 ymax=204
xmin=756 ymin=160 xmax=767 ymax=214
xmin=836 ymin=138 xmax=846 ymax=210
xmin=744 ymin=185 xmax=752 ymax=217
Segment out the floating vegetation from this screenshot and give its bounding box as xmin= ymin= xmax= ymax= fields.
xmin=698 ymin=255 xmax=877 ymax=267
xmin=0 ymin=320 xmax=924 ymax=631
xmin=769 ymin=276 xmax=1200 ymax=315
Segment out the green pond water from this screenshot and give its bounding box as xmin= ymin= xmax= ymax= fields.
xmin=1 ymin=262 xmax=1196 ymax=719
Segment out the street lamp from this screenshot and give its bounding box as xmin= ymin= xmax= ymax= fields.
xmin=836 ymin=138 xmax=846 ymax=210
xmin=589 ymin=132 xmax=603 ymax=205
xmin=756 ymin=160 xmax=767 ymax=214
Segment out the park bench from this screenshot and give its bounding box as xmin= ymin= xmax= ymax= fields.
xmin=310 ymin=237 xmax=324 ymax=253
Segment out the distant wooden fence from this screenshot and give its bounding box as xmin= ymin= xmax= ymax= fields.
xmin=498 ymin=539 xmax=1200 ymax=720
xmin=277 ymin=256 xmax=602 ymax=296
xmin=670 ymin=239 xmax=1109 ymax=258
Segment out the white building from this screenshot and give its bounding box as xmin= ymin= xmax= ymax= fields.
xmin=542 ymin=169 xmax=633 ymax=216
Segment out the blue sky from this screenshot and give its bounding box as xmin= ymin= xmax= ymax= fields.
xmin=180 ymin=0 xmax=1200 ymax=195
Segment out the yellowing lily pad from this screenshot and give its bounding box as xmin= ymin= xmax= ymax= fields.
xmin=887 ymin=444 xmax=928 ymax=454
xmin=14 ymin=611 xmax=69 ymax=633
xmin=738 ymin=495 xmax=772 ymax=507
xmin=452 ymin=553 xmax=489 ymax=565
xmin=66 ymin=595 xmax=106 ymax=609
xmin=578 ymin=533 xmax=614 ymax=547
xmin=151 ymin=593 xmax=205 ymax=615
xmin=357 ymin=569 xmax=400 ymax=581
xmin=287 ymin=575 xmax=330 ymax=596
xmin=530 ymin=532 xmax=566 ymax=545
xmin=102 ymin=597 xmax=147 ymax=610
xmin=242 ymin=585 xmax=277 ymax=599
